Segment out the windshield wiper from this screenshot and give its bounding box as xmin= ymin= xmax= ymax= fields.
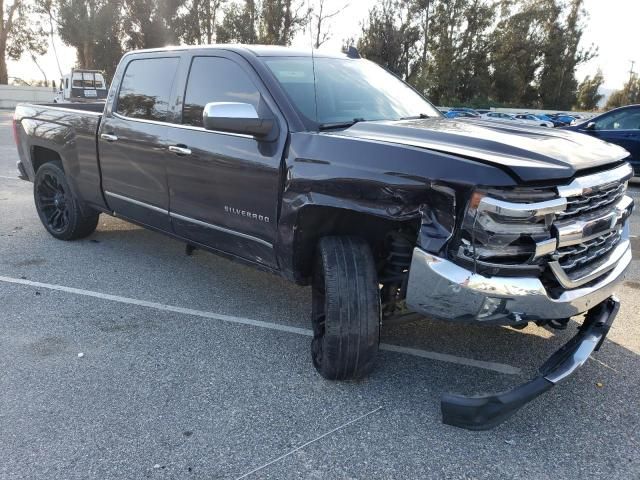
xmin=318 ymin=118 xmax=366 ymax=131
xmin=400 ymin=113 xmax=430 ymax=120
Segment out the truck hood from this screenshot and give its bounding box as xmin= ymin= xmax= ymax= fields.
xmin=327 ymin=117 xmax=629 ymax=182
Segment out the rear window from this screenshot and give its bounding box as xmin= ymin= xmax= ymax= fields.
xmin=116 ymin=58 xmax=180 ymax=122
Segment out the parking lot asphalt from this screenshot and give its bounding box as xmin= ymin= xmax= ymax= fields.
xmin=1 ymin=110 xmax=639 ymax=479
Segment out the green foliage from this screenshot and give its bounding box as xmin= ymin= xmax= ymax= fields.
xmin=2 ymin=0 xmax=601 ymax=107
xmin=54 ymin=0 xmax=124 ymax=80
xmin=217 ymin=0 xmax=308 ymax=45
xmin=356 ymin=0 xmax=421 ymax=81
xmin=176 ymin=0 xmax=226 ymax=44
xmin=358 ymin=0 xmax=596 ymax=108
xmin=575 ymin=68 xmax=603 ymax=110
xmin=606 ymin=74 xmax=640 ymax=109
xmin=122 ymin=0 xmax=182 ymax=49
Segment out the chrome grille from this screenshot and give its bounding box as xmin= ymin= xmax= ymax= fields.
xmin=556 ymin=182 xmax=626 ymax=220
xmin=548 ymin=163 xmax=634 ymax=289
xmin=554 ymin=229 xmax=621 ymax=270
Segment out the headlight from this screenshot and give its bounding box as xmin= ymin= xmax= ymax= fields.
xmin=453 ymin=188 xmax=567 ymax=273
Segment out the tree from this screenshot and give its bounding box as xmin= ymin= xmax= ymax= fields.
xmin=490 ymin=0 xmax=551 ymax=107
xmin=53 ymin=0 xmax=124 ymax=81
xmin=176 ymin=0 xmax=226 ymax=45
xmin=421 ymin=0 xmax=494 ymax=105
xmin=357 ymin=0 xmax=420 ymax=81
xmin=216 ymin=0 xmax=258 ymax=43
xmin=537 ymin=0 xmax=595 ymax=109
xmin=217 ymin=0 xmax=308 ymax=45
xmin=310 ymin=0 xmax=347 ymax=49
xmin=122 ymin=0 xmax=183 ymax=50
xmin=261 ymin=0 xmax=308 ymax=45
xmin=576 ymin=69 xmax=604 ymax=110
xmin=0 ymin=0 xmax=48 ymax=84
xmin=606 ymin=74 xmax=640 ymax=109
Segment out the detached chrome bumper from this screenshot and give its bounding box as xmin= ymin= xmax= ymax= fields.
xmin=441 ymin=296 xmax=620 ymax=430
xmin=405 ymin=238 xmax=631 ymax=325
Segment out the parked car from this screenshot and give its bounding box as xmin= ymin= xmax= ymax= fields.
xmin=535 ymin=113 xmax=566 ymax=127
xmin=564 ymin=104 xmax=640 ymax=176
xmin=445 ymin=110 xmax=477 ymax=118
xmin=13 ymin=45 xmax=635 ymax=429
xmin=480 ymin=111 xmax=524 ymax=123
xmin=514 ymin=113 xmax=554 ymax=127
xmin=446 ymin=107 xmax=480 ymax=117
xmin=548 ymin=113 xmax=578 ymax=126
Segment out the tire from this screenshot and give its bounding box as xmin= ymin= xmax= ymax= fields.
xmin=33 ymin=161 xmax=99 ymax=240
xmin=311 ymin=236 xmax=381 ymax=380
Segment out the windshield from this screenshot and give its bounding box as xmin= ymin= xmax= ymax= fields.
xmin=264 ymin=57 xmax=441 ymax=127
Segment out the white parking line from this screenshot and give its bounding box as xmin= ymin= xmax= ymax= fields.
xmin=0 ymin=275 xmax=521 ymax=375
xmin=0 ymin=175 xmax=20 ymax=180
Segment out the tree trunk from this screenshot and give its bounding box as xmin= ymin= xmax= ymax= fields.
xmin=0 ymin=54 xmax=8 ymax=84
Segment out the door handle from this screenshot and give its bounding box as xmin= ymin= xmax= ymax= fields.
xmin=168 ymin=145 xmax=192 ymax=156
xmin=101 ymin=133 xmax=118 ymax=142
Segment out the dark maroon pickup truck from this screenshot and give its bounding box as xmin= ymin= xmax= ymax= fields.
xmin=13 ymin=45 xmax=634 ymax=429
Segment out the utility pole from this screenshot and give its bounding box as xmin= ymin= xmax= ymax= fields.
xmin=627 ymin=60 xmax=636 ymax=103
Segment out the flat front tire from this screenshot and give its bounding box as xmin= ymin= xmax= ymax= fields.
xmin=311 ymin=236 xmax=381 ymax=380
xmin=34 ymin=162 xmax=99 ymax=240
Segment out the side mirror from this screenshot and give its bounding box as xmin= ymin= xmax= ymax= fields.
xmin=584 ymin=121 xmax=596 ymax=131
xmin=202 ymin=102 xmax=274 ymax=138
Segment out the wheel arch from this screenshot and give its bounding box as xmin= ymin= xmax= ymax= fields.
xmin=286 ymin=204 xmax=419 ymax=284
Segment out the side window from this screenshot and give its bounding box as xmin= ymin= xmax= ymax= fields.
xmin=615 ymin=110 xmax=640 ymax=130
xmin=182 ymin=56 xmax=260 ymax=128
xmin=116 ymin=57 xmax=180 ymax=122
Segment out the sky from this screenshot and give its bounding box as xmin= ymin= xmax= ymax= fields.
xmin=7 ymin=0 xmax=639 ymax=92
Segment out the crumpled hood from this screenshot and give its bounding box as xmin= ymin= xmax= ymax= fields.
xmin=326 ymin=117 xmax=629 ymax=182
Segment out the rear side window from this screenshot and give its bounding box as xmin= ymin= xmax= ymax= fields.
xmin=116 ymin=57 xmax=180 ymax=122
xmin=182 ymin=57 xmax=260 ymax=127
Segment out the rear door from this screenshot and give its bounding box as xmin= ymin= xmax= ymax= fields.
xmin=164 ymin=52 xmax=287 ymax=268
xmin=98 ymin=55 xmax=181 ymax=230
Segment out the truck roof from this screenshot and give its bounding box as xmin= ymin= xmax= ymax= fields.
xmin=121 ymin=44 xmax=352 ymax=59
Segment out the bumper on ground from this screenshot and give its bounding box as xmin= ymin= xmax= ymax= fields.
xmin=441 ymin=296 xmax=620 ymax=430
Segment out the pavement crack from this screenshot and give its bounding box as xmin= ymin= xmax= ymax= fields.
xmin=233 ymin=406 xmax=383 ymax=479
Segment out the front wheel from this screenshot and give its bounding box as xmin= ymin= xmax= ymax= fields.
xmin=311 ymin=236 xmax=381 ymax=380
xmin=34 ymin=162 xmax=99 ymax=240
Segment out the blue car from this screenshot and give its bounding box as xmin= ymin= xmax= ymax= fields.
xmin=445 ymin=107 xmax=480 ymax=119
xmin=564 ymin=105 xmax=640 ymax=176
xmin=548 ymin=113 xmax=577 ymax=126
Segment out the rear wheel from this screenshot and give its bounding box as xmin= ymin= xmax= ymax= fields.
xmin=311 ymin=236 xmax=381 ymax=380
xmin=34 ymin=162 xmax=99 ymax=240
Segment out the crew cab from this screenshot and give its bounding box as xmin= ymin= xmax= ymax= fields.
xmin=13 ymin=45 xmax=635 ymax=429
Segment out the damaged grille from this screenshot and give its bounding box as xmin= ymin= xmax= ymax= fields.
xmin=554 ymin=229 xmax=621 ymax=271
xmin=556 ymin=182 xmax=626 ymax=220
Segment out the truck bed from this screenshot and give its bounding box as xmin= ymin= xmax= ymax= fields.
xmin=13 ymin=102 xmax=107 ymax=211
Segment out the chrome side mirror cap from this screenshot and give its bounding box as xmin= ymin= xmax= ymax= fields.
xmin=202 ymin=102 xmax=275 ymax=138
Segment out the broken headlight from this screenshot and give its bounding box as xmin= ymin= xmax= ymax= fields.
xmin=453 ymin=187 xmax=566 ymax=274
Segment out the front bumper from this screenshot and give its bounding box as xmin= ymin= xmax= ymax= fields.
xmin=441 ymin=296 xmax=620 ymax=430
xmin=405 ymin=239 xmax=631 ymax=325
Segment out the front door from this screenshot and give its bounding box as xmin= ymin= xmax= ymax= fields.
xmin=99 ymin=55 xmax=181 ymax=230
xmin=587 ymin=106 xmax=640 ymax=174
xmin=165 ymin=53 xmax=287 ymax=268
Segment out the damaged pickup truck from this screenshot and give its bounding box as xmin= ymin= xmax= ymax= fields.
xmin=13 ymin=45 xmax=634 ymax=429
